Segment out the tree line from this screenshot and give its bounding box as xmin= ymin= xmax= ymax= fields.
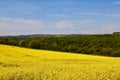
xmin=0 ymin=34 xmax=120 ymax=57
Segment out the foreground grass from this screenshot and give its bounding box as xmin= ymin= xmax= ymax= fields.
xmin=0 ymin=44 xmax=120 ymax=80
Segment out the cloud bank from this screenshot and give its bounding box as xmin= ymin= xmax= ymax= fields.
xmin=0 ymin=17 xmax=44 ymax=35
xmin=0 ymin=17 xmax=119 ymax=35
xmin=113 ymin=1 xmax=120 ymax=4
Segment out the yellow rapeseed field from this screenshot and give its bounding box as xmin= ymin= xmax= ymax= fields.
xmin=0 ymin=44 xmax=120 ymax=80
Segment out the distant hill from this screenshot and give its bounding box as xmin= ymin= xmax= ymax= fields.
xmin=0 ymin=33 xmax=111 ymax=38
xmin=0 ymin=34 xmax=86 ymax=38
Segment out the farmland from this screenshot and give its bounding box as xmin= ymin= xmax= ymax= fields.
xmin=0 ymin=44 xmax=120 ymax=80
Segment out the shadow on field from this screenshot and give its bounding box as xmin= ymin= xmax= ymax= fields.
xmin=0 ymin=62 xmax=20 ymax=67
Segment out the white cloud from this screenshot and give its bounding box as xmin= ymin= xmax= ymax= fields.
xmin=73 ymin=12 xmax=98 ymax=15
xmin=111 ymin=13 xmax=120 ymax=17
xmin=0 ymin=2 xmax=37 ymax=15
xmin=52 ymin=19 xmax=120 ymax=34
xmin=53 ymin=19 xmax=94 ymax=29
xmin=53 ymin=20 xmax=74 ymax=29
xmin=113 ymin=1 xmax=120 ymax=4
xmin=101 ymin=24 xmax=119 ymax=33
xmin=0 ymin=17 xmax=44 ymax=35
xmin=73 ymin=12 xmax=120 ymax=17
xmin=46 ymin=14 xmax=68 ymax=17
xmin=77 ymin=19 xmax=95 ymax=25
xmin=73 ymin=24 xmax=120 ymax=34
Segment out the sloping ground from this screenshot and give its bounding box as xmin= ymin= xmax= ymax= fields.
xmin=0 ymin=44 xmax=120 ymax=80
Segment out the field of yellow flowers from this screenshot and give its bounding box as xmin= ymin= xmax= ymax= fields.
xmin=0 ymin=44 xmax=120 ymax=80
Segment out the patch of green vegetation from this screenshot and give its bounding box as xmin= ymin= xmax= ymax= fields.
xmin=0 ymin=34 xmax=120 ymax=57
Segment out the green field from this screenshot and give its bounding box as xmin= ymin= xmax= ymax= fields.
xmin=0 ymin=44 xmax=120 ymax=80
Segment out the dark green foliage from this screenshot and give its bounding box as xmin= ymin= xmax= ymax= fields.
xmin=0 ymin=34 xmax=120 ymax=57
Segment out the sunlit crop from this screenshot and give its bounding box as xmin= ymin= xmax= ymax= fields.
xmin=0 ymin=44 xmax=120 ymax=80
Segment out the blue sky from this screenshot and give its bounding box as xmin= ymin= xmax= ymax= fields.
xmin=0 ymin=0 xmax=120 ymax=35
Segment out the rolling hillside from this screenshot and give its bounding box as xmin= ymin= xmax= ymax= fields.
xmin=0 ymin=44 xmax=120 ymax=80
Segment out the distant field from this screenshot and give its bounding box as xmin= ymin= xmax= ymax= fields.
xmin=0 ymin=44 xmax=120 ymax=80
